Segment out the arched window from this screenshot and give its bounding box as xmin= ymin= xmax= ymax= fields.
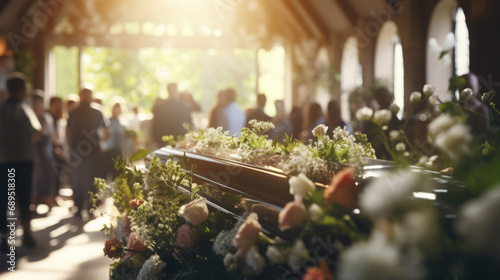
xmin=454 ymin=7 xmax=470 ymax=76
xmin=374 ymin=21 xmax=404 ymax=117
xmin=427 ymin=0 xmax=470 ymax=101
xmin=340 ymin=36 xmax=362 ymax=122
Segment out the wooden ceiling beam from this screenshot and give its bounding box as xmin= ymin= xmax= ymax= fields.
xmin=293 ymin=0 xmax=331 ymax=41
xmin=333 ymin=0 xmax=358 ymax=28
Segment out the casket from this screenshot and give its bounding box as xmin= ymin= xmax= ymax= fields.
xmin=146 ymin=147 xmax=467 ymax=237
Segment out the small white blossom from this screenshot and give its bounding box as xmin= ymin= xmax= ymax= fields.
xmin=422 ymin=84 xmax=434 ymax=96
xmin=390 ymin=104 xmax=400 ymax=115
xmin=456 ymin=186 xmax=500 ymax=259
xmin=427 ymin=114 xmax=456 ymax=137
xmin=312 ymin=124 xmax=328 ymax=137
xmin=395 ymin=142 xmax=406 ymax=152
xmin=395 ymin=210 xmax=437 ymax=246
xmin=245 ymin=246 xmax=266 ymax=275
xmin=389 ymin=130 xmax=400 ymax=141
xmin=266 ymin=245 xmax=287 ymax=265
xmin=308 ymin=203 xmax=324 ymax=222
xmin=288 ymin=239 xmax=308 ymax=272
xmin=360 ymin=171 xmax=432 ymax=219
xmin=356 ymin=106 xmax=373 ymax=121
xmin=288 ymin=173 xmax=316 ymax=198
xmin=460 ymin=88 xmax=473 ymax=101
xmin=338 ymin=232 xmax=425 ymax=280
xmin=373 ymin=109 xmax=392 ymax=126
xmin=224 ymin=253 xmax=236 ymax=267
xmin=137 ymin=254 xmax=166 ymax=280
xmin=428 ymin=95 xmax=438 ymax=106
xmin=410 ymin=91 xmax=422 ymax=104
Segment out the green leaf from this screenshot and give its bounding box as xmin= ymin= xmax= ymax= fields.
xmin=129 ymin=148 xmax=151 ymax=162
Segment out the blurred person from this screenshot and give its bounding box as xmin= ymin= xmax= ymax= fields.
xmin=103 ymin=99 xmax=126 ymax=180
xmin=66 ymin=88 xmax=108 ymax=219
xmin=45 ymin=96 xmax=66 ymax=197
xmin=208 ymin=89 xmax=228 ymax=128
xmin=180 ymin=91 xmax=202 ymax=112
xmin=65 ymin=93 xmax=79 ymax=115
xmin=0 ymin=73 xmax=41 ymax=249
xmin=0 ymin=53 xmax=15 ymax=104
xmin=326 ymin=100 xmax=353 ymax=135
xmin=304 ymin=102 xmax=326 ymax=141
xmin=269 ymin=100 xmax=293 ymax=142
xmin=246 ymin=93 xmax=272 ymax=125
xmin=290 ymin=107 xmax=304 ymax=141
xmin=31 ymin=91 xmax=57 ymax=209
xmin=220 ymin=88 xmax=246 ymax=136
xmin=151 ymin=83 xmax=193 ymax=147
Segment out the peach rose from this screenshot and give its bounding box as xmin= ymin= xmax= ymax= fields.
xmin=233 ymin=213 xmax=262 ymax=259
xmin=178 ymin=197 xmax=209 ymax=226
xmin=123 ymin=232 xmax=147 ymax=260
xmin=302 ymin=261 xmax=333 ymax=280
xmin=323 ymin=167 xmax=358 ymax=208
xmin=130 ymin=199 xmax=145 ymax=209
xmin=279 ymin=200 xmax=307 ymax=231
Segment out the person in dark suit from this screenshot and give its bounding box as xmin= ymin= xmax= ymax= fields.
xmin=152 ymin=83 xmax=193 ymax=147
xmin=246 ymin=93 xmax=272 ymax=125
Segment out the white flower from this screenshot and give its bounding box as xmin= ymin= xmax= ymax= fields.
xmin=245 ymin=246 xmax=266 ymax=275
xmin=223 ymin=253 xmax=236 ymax=267
xmin=394 ymin=210 xmax=437 ymax=246
xmin=312 ymin=124 xmax=328 ymax=137
xmin=390 ymin=104 xmax=400 ymax=115
xmin=410 ymin=91 xmax=422 ymax=104
xmin=418 ymin=156 xmax=428 ymax=164
xmin=434 ymin=123 xmax=472 ymax=160
xmin=395 ymin=142 xmax=406 ymax=152
xmin=456 ymin=186 xmax=500 ymax=259
xmin=356 ymin=106 xmax=373 ymax=121
xmin=427 ymin=114 xmax=456 ymax=138
xmin=338 ymin=232 xmax=425 ymax=280
xmin=266 ymin=245 xmax=287 ymax=265
xmin=137 ymin=254 xmax=166 ymax=280
xmin=422 ymin=84 xmax=434 ymax=96
xmin=288 ymin=239 xmax=308 ymax=272
xmin=289 ymin=173 xmax=315 ymax=198
xmin=460 ymin=88 xmax=473 ymax=101
xmin=428 ymin=95 xmax=438 ymax=106
xmin=360 ymin=170 xmax=432 ymax=219
xmin=389 ymin=130 xmax=400 ymax=141
xmin=373 ymin=109 xmax=392 ymax=125
xmin=308 ymin=203 xmax=323 ymax=222
xmin=178 ymin=197 xmax=209 ymax=226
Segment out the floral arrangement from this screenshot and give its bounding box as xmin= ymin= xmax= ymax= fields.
xmin=93 ymin=82 xmax=500 ymax=279
xmin=182 ymin=119 xmax=375 ymax=183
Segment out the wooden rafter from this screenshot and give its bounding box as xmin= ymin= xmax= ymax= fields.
xmin=333 ymin=0 xmax=358 ymax=28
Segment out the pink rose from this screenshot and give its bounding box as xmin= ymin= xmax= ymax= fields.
xmin=233 ymin=213 xmax=262 ymax=259
xmin=323 ymin=167 xmax=359 ymax=208
xmin=178 ymin=197 xmax=209 ymax=226
xmin=121 ymin=215 xmax=132 ymax=237
xmin=130 ymin=199 xmax=145 ymax=209
xmin=279 ymin=199 xmax=307 ymax=231
xmin=123 ymin=232 xmax=147 ymax=260
xmin=173 ymin=224 xmax=198 ymax=262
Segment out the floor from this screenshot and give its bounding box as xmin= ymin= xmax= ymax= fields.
xmin=0 ymin=190 xmax=113 ymax=280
